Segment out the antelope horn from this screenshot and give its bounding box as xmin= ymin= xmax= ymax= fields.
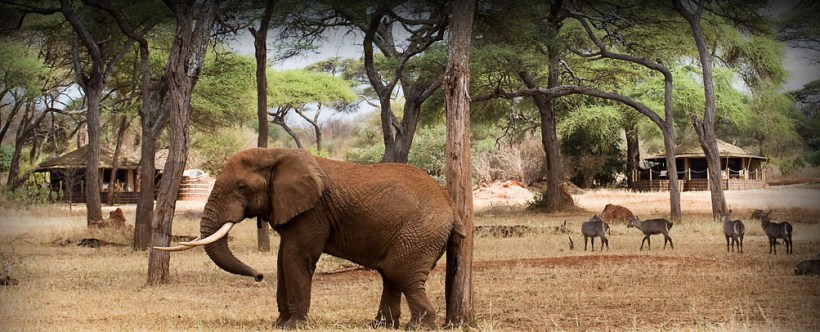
xmin=179 ymin=223 xmax=234 ymax=247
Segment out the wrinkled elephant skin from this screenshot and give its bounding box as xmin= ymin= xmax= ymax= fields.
xmin=193 ymin=148 xmax=462 ymax=330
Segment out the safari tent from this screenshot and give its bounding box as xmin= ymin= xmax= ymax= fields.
xmin=34 ymin=145 xmax=152 ymax=204
xmin=632 ymin=139 xmax=767 ymax=192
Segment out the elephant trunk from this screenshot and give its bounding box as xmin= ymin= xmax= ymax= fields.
xmin=201 ymin=214 xmax=263 ymax=282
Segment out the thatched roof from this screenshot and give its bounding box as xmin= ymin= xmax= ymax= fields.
xmin=37 ymin=145 xmax=142 ymax=170
xmin=648 ymin=139 xmax=766 ymax=160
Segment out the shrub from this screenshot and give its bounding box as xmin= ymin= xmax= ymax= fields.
xmin=0 ymin=146 xmax=12 ymax=173
xmin=777 ymin=156 xmax=805 ymax=177
xmin=190 ymin=128 xmax=245 ymax=177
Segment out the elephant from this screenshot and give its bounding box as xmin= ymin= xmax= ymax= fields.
xmin=155 ymin=148 xmax=465 ymax=330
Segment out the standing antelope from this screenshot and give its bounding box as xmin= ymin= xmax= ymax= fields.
xmin=627 ymin=216 xmax=673 ymax=251
xmin=759 ymin=213 xmax=793 ymax=255
xmin=581 ymin=215 xmax=610 ymax=251
xmin=720 ymin=210 xmax=745 ymax=253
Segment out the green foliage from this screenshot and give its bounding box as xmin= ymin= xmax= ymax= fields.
xmin=191 ymin=52 xmax=257 ymax=128
xmin=268 ymin=69 xmax=356 ymax=108
xmin=0 ymin=38 xmax=51 ymax=93
xmin=1 ymin=173 xmax=56 ymax=205
xmin=557 ymin=105 xmax=624 ymax=188
xmin=776 ymin=156 xmax=805 ymax=177
xmin=408 ymin=124 xmax=445 ymax=180
xmin=803 ymin=150 xmax=820 ymax=167
xmin=0 ymin=146 xmax=12 ymax=173
xmin=190 ymin=128 xmax=245 ymax=177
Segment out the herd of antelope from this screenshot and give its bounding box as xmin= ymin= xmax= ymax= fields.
xmin=579 ymin=205 xmax=794 ymax=254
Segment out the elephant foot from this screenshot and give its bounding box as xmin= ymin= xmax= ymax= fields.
xmin=273 ymin=317 xmax=306 ymax=330
xmin=369 ymin=317 xmax=400 ymax=329
xmin=404 ymin=317 xmax=437 ymax=330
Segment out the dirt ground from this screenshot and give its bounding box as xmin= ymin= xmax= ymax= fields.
xmin=1 ymin=185 xmax=819 ymax=331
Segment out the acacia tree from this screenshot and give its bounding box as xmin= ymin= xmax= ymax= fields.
xmin=148 ymin=0 xmax=220 ymax=285
xmin=2 ymin=0 xmax=143 ymax=224
xmin=266 ymin=69 xmax=355 ymax=150
xmin=281 ymin=1 xmax=448 ymax=163
xmin=669 ymin=0 xmax=781 ymax=218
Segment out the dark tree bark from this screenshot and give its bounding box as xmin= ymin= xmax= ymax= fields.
xmin=673 ymin=0 xmax=727 ymax=219
xmin=518 ymin=70 xmax=564 ymax=211
xmin=295 ymin=105 xmax=323 ymax=152
xmin=249 ymin=0 xmax=275 ymax=252
xmin=625 ymin=125 xmax=640 ymax=189
xmin=444 ymin=0 xmax=475 ymax=326
xmin=562 ymin=10 xmax=682 ymax=221
xmin=61 ymin=0 xmax=108 ymax=224
xmin=0 ymin=89 xmax=23 ymax=146
xmin=148 ymin=0 xmax=220 ymax=285
xmin=106 ymin=115 xmax=129 ymax=206
xmin=270 ymin=109 xmax=304 ymax=149
xmin=90 ymin=1 xmax=165 ymax=250
xmin=353 ymin=5 xmax=446 ymax=163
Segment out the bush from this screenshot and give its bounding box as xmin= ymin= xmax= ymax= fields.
xmin=190 ymin=128 xmax=245 ymax=177
xmin=777 ymin=156 xmax=805 ymax=177
xmin=803 ymin=150 xmax=820 ymax=167
xmin=0 ymin=146 xmax=12 ymax=173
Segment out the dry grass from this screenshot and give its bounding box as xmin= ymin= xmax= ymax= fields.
xmin=1 ymin=188 xmax=819 ymax=331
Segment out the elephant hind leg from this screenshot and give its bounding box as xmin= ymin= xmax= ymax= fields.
xmin=370 ymin=274 xmax=401 ymax=329
xmin=403 ymin=286 xmax=437 ymax=330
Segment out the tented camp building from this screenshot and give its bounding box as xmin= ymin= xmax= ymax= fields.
xmin=632 ymin=139 xmax=767 ymax=192
xmin=35 ymin=146 xmax=150 ymax=204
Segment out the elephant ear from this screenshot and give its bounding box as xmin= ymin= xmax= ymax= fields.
xmin=268 ymin=149 xmax=327 ymax=226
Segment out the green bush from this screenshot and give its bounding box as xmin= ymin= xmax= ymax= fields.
xmin=777 ymin=156 xmax=805 ymax=177
xmin=803 ymin=150 xmax=820 ymax=167
xmin=191 ymin=128 xmax=244 ymax=177
xmin=0 ymin=146 xmax=12 ymax=173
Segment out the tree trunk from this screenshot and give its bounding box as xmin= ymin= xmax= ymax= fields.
xmin=662 ymin=78 xmax=682 ymax=221
xmin=381 ymin=97 xmax=424 ymax=163
xmin=625 ymin=125 xmax=639 ymax=189
xmin=107 ymin=115 xmax=129 ymax=206
xmin=273 ymin=120 xmax=304 ymax=149
xmin=444 ymin=0 xmax=475 ymax=326
xmin=83 ymin=77 xmax=104 ymax=225
xmin=250 ymin=0 xmax=276 ymax=253
xmin=518 ymin=70 xmax=563 ymax=211
xmin=674 ymin=0 xmax=727 ymax=219
xmin=148 ymin=0 xmax=220 ymax=285
xmin=134 ymin=126 xmax=157 ymax=251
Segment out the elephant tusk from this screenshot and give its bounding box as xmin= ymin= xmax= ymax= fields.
xmin=152 ymin=236 xmax=203 ymax=251
xmin=179 ymin=223 xmax=234 ymax=247
xmin=152 ymin=244 xmax=195 ymax=252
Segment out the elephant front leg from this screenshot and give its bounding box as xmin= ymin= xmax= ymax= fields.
xmin=279 ymin=244 xmax=322 ymax=329
xmin=370 ymin=274 xmax=401 ymax=329
xmin=273 ymin=246 xmax=291 ymax=328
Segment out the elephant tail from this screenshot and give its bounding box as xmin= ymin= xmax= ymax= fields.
xmin=450 ymin=211 xmax=466 ymax=239
xmin=452 ymin=222 xmax=467 ymax=239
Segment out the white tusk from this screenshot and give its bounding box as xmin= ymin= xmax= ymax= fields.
xmin=179 ymin=223 xmax=234 ymax=247
xmin=152 ymin=244 xmax=195 ymax=252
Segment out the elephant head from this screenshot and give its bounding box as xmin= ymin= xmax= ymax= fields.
xmin=154 ymin=148 xmax=326 ymax=281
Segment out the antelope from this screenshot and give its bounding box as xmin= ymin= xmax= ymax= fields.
xmin=759 ymin=213 xmax=793 ymax=255
xmin=720 ymin=210 xmax=745 ymax=253
xmin=627 ymin=216 xmax=673 ymax=251
xmin=581 ymin=215 xmax=610 ymax=251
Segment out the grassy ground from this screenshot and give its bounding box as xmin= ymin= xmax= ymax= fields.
xmin=0 ymin=189 xmax=818 ymax=331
